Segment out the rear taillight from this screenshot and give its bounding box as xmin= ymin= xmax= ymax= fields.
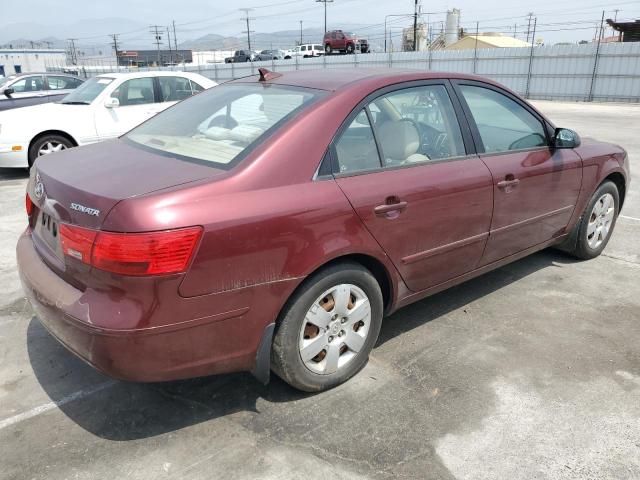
xmin=59 ymin=224 xmax=202 ymax=276
xmin=26 ymin=193 xmax=34 ymax=217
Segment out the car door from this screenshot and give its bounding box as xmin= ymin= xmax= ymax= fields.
xmin=7 ymin=75 xmax=46 ymax=99
xmin=453 ymin=81 xmax=583 ymax=265
xmin=333 ymin=82 xmax=494 ymax=292
xmin=94 ymin=76 xmax=157 ymax=140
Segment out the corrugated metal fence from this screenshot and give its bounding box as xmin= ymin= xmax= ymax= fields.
xmin=53 ymin=42 xmax=640 ymax=102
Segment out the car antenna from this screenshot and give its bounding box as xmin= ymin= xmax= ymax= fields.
xmin=258 ymin=68 xmax=283 ymax=82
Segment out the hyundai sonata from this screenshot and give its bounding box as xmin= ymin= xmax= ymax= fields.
xmin=17 ymin=68 xmax=630 ymax=392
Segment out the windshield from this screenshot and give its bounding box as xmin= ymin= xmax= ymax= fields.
xmin=0 ymin=76 xmax=17 ymax=88
xmin=60 ymin=76 xmax=114 ymax=104
xmin=126 ymin=83 xmax=323 ymax=169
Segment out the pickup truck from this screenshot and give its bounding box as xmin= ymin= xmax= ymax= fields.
xmin=224 ymin=50 xmax=255 ymax=63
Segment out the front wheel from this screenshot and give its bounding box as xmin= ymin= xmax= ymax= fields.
xmin=346 ymin=43 xmax=355 ymax=54
xmin=569 ymin=180 xmax=619 ymax=259
xmin=271 ymin=263 xmax=383 ymax=392
xmin=325 ymin=44 xmax=332 ymax=54
xmin=28 ymin=134 xmax=74 ymax=167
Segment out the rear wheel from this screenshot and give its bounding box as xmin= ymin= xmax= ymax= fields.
xmin=271 ymin=262 xmax=383 ymax=392
xmin=569 ymin=181 xmax=619 ymax=259
xmin=28 ymin=134 xmax=74 ymax=167
xmin=325 ymin=44 xmax=332 ymax=54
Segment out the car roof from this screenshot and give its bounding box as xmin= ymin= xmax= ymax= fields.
xmin=94 ymin=71 xmax=202 ymax=79
xmin=6 ymin=72 xmax=77 ymax=78
xmin=230 ymin=68 xmax=500 ymax=92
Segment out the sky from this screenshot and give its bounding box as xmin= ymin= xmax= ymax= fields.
xmin=2 ymin=0 xmax=640 ymax=47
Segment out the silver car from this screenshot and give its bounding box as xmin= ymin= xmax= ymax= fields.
xmin=255 ymin=49 xmax=288 ymax=61
xmin=0 ymin=73 xmax=84 ymax=111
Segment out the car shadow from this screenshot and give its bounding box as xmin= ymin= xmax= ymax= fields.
xmin=0 ymin=167 xmax=29 ymax=181
xmin=26 ymin=248 xmax=579 ymax=441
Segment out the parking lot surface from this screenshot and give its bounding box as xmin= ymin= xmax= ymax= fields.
xmin=1 ymin=100 xmax=639 ymax=480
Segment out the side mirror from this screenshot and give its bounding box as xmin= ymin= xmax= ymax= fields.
xmin=104 ymin=97 xmax=119 ymax=108
xmin=554 ymin=128 xmax=580 ymax=148
xmin=3 ymin=88 xmax=14 ymax=98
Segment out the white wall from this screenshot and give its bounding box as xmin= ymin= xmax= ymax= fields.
xmin=46 ymin=42 xmax=640 ymax=102
xmin=0 ymin=50 xmax=67 ymax=76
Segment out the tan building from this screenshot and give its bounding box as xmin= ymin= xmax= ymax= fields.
xmin=445 ymin=33 xmax=531 ymax=50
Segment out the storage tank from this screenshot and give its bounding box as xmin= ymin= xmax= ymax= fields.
xmin=445 ymin=8 xmax=460 ymax=47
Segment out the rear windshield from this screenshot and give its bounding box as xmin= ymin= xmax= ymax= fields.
xmin=126 ymin=83 xmax=322 ymax=168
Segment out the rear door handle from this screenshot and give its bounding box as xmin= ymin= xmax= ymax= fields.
xmin=374 ymin=200 xmax=408 ymax=216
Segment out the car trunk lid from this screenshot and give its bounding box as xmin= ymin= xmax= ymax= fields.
xmin=28 ymin=138 xmax=224 ymax=283
xmin=32 ymin=138 xmax=223 ymax=229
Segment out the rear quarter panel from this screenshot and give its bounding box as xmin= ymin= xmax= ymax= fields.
xmin=102 ymin=178 xmax=401 ymax=301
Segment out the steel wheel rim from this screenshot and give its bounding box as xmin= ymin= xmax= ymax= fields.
xmin=298 ymin=284 xmax=371 ymax=375
xmin=38 ymin=141 xmax=66 ymax=157
xmin=587 ymin=193 xmax=615 ymax=249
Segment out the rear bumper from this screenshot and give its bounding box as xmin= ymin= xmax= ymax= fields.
xmin=17 ymin=231 xmax=300 ymax=382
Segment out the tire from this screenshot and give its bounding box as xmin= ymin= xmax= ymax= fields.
xmin=325 ymin=44 xmax=332 ymax=54
xmin=569 ymin=180 xmax=619 ymax=260
xmin=245 ymin=58 xmax=251 ymax=62
xmin=346 ymin=43 xmax=355 ymax=54
xmin=28 ymin=134 xmax=74 ymax=167
xmin=271 ymin=262 xmax=383 ymax=392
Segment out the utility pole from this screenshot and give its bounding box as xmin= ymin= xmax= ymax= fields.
xmin=413 ymin=0 xmax=419 ymax=51
xmin=240 ymin=8 xmax=255 ymax=51
xmin=525 ymin=12 xmax=534 ymax=43
xmin=315 ymin=0 xmax=334 ymax=34
xmin=150 ymin=25 xmax=163 ymax=66
xmin=172 ymin=20 xmax=180 ymax=63
xmin=110 ymin=34 xmax=120 ymax=67
xmin=67 ymin=38 xmax=78 ymax=65
xmin=166 ymin=27 xmax=173 ymax=64
xmin=299 ymin=20 xmax=303 ymax=45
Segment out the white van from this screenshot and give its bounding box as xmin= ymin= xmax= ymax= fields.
xmin=290 ymin=44 xmax=325 ymax=58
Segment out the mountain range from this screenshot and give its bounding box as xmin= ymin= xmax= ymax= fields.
xmin=1 ymin=18 xmax=387 ymax=53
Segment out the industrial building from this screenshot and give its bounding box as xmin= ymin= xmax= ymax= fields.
xmin=606 ymin=19 xmax=640 ymax=43
xmin=445 ymin=34 xmax=532 ymax=50
xmin=116 ymin=49 xmax=193 ymax=67
xmin=0 ymin=49 xmax=66 ymax=76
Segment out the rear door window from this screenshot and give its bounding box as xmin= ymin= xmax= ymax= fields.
xmin=47 ymin=76 xmax=83 ymax=90
xmin=334 ymin=110 xmax=381 ymax=174
xmin=372 ymin=85 xmax=466 ymax=165
xmin=158 ymin=76 xmax=194 ymax=102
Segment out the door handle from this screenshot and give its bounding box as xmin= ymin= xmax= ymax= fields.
xmin=497 ymin=178 xmax=520 ymax=189
xmin=374 ymin=200 xmax=408 ymax=216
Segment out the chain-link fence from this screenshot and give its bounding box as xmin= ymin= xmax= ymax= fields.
xmin=46 ymin=41 xmax=640 ymax=102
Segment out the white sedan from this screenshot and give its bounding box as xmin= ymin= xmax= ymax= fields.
xmin=0 ymin=71 xmax=216 ymax=168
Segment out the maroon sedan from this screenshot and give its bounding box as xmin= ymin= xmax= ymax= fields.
xmin=18 ymin=68 xmax=629 ymax=392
